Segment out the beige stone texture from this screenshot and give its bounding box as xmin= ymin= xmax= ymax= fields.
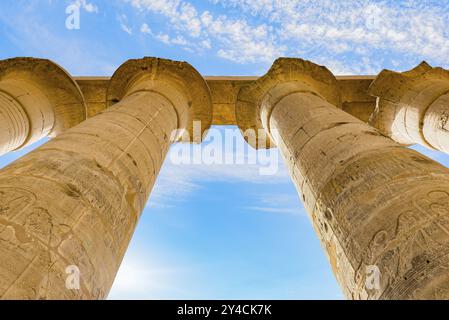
xmin=73 ymin=76 xmax=376 ymax=128
xmin=75 ymin=77 xmax=109 ymax=118
xmin=339 ymin=76 xmax=376 ymax=123
xmin=205 ymin=77 xmax=255 ymax=125
xmin=236 ymin=58 xmax=449 ymax=299
xmin=369 ymin=62 xmax=449 ymax=152
xmin=0 ymin=57 xmax=212 ymax=299
xmin=0 ymin=58 xmax=373 ymax=155
xmin=3 ymin=55 xmax=449 ymax=300
xmin=0 ymin=58 xmax=87 ymax=155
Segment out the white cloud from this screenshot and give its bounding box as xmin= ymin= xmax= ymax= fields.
xmin=213 ymin=0 xmax=449 ymax=69
xmin=118 ymin=14 xmax=132 ymax=34
xmin=201 ymin=39 xmax=212 ymax=49
xmin=125 ymin=0 xmax=449 ymax=70
xmin=128 ymin=0 xmax=180 ymax=17
xmin=205 ymin=13 xmax=284 ymax=63
xmin=155 ymin=32 xmax=189 ymax=45
xmin=140 ymin=22 xmax=152 ymax=34
xmin=140 ymin=22 xmax=190 ymax=47
xmin=71 ymin=0 xmax=99 ymax=13
xmin=245 ymin=193 xmax=305 ymax=216
xmin=148 ymin=128 xmax=290 ymax=208
xmin=156 ymin=33 xmax=170 ymax=44
xmin=127 ymin=0 xmax=283 ymax=63
xmin=171 ymin=35 xmax=188 ymax=45
xmin=149 ymin=151 xmax=290 ymax=208
xmin=246 ymin=206 xmax=301 ymax=215
xmin=128 ymin=0 xmax=201 ymax=36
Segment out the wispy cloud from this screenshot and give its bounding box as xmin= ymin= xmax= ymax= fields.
xmin=118 ymin=14 xmax=133 ymax=34
xmin=128 ymin=0 xmax=284 ymax=63
xmin=123 ymin=0 xmax=449 ymax=73
xmin=148 ymin=137 xmax=289 ymax=208
xmin=245 ymin=193 xmax=305 ymax=216
xmin=71 ymin=0 xmax=99 ymax=13
xmin=246 ymin=206 xmax=302 ymax=215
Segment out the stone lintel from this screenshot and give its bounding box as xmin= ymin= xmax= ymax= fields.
xmin=74 ymin=75 xmax=376 ymax=126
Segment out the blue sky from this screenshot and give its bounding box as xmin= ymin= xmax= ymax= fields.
xmin=0 ymin=0 xmax=449 ymax=299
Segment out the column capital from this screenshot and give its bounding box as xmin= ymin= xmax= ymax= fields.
xmin=235 ymin=58 xmax=341 ymax=149
xmin=0 ymin=57 xmax=87 ymax=137
xmin=368 ymin=62 xmax=449 ymax=148
xmin=368 ymin=61 xmax=449 ymax=103
xmin=107 ymin=57 xmax=212 ymax=143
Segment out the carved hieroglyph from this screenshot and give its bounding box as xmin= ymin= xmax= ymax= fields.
xmin=0 ymin=58 xmax=87 ymax=156
xmin=236 ymin=58 xmax=449 ymax=299
xmin=369 ymin=62 xmax=449 ymax=153
xmin=0 ymin=58 xmax=212 ymax=299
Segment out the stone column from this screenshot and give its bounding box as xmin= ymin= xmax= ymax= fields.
xmin=0 ymin=58 xmax=212 ymax=299
xmin=368 ymin=62 xmax=449 ymax=152
xmin=236 ymin=58 xmax=449 ymax=299
xmin=0 ymin=58 xmax=87 ymax=156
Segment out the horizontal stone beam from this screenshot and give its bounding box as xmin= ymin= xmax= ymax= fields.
xmin=74 ymin=75 xmax=376 ymax=126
